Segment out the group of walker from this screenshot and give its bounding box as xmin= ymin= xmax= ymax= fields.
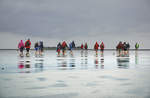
xmin=116 ymin=41 xmax=139 ymax=57
xmin=56 ymin=41 xmax=75 ymax=55
xmin=56 ymin=41 xmax=105 ymax=56
xmin=18 ymin=39 xmax=31 ymax=57
xmin=116 ymin=41 xmax=130 ymax=57
xmin=18 ymin=39 xmax=44 ymax=57
xmin=94 ymin=42 xmax=105 ymax=55
xmin=34 ymin=41 xmax=44 ymax=56
xmin=81 ymin=43 xmax=88 ymax=50
xmin=18 ymin=39 xmax=140 ymax=57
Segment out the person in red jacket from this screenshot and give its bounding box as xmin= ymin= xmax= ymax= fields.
xmin=100 ymin=42 xmax=105 ymax=56
xmin=80 ymin=44 xmax=84 ymax=56
xmin=84 ymin=43 xmax=88 ymax=50
xmin=81 ymin=44 xmax=84 ymax=50
xmin=100 ymin=42 xmax=105 ymax=51
xmin=61 ymin=41 xmax=67 ymax=55
xmin=94 ymin=42 xmax=99 ymax=55
xmin=116 ymin=41 xmax=123 ymax=57
xmin=25 ymin=38 xmax=31 ymax=56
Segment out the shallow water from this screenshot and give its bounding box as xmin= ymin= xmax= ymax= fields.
xmin=1 ymin=50 xmax=149 ymax=73
xmin=0 ymin=50 xmax=150 ymax=98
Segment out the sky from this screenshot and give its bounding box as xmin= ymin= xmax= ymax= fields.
xmin=0 ymin=0 xmax=150 ymax=49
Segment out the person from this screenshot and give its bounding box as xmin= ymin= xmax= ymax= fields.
xmin=56 ymin=42 xmax=62 ymax=55
xmin=100 ymin=42 xmax=105 ymax=56
xmin=80 ymin=44 xmax=84 ymax=56
xmin=116 ymin=42 xmax=120 ymax=50
xmin=25 ymin=39 xmax=31 ymax=56
xmin=126 ymin=42 xmax=130 ymax=55
xmin=34 ymin=42 xmax=39 ymax=55
xmin=116 ymin=41 xmax=123 ymax=57
xmin=135 ymin=43 xmax=139 ymax=50
xmin=123 ymin=42 xmax=128 ymax=56
xmin=61 ymin=41 xmax=67 ymax=55
xmin=116 ymin=42 xmax=120 ymax=56
xmin=72 ymin=41 xmax=76 ymax=48
xmin=18 ymin=40 xmax=25 ymax=57
xmin=69 ymin=42 xmax=73 ymax=55
xmin=100 ymin=42 xmax=105 ymax=52
xmin=94 ymin=42 xmax=99 ymax=55
xmin=84 ymin=43 xmax=88 ymax=50
xmin=39 ymin=41 xmax=44 ymax=55
xmin=81 ymin=44 xmax=84 ymax=49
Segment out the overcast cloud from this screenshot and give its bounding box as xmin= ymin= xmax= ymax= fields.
xmin=0 ymin=0 xmax=150 ymax=49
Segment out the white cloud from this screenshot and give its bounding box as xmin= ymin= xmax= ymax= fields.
xmin=0 ymin=0 xmax=150 ymax=49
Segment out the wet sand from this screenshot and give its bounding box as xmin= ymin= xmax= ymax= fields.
xmin=0 ymin=50 xmax=150 ymax=98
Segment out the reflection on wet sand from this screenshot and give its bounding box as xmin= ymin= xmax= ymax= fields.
xmin=94 ymin=51 xmax=105 ymax=69
xmin=69 ymin=54 xmax=76 ymax=69
xmin=15 ymin=50 xmax=136 ymax=72
xmin=18 ymin=60 xmax=31 ymax=73
xmin=85 ymin=50 xmax=88 ymax=57
xmin=81 ymin=50 xmax=84 ymax=57
xmin=35 ymin=56 xmax=44 ymax=72
xmin=100 ymin=52 xmax=104 ymax=69
xmin=100 ymin=51 xmax=104 ymax=57
xmin=69 ymin=59 xmax=75 ymax=67
xmin=62 ymin=60 xmax=67 ymax=67
xmin=81 ymin=50 xmax=88 ymax=69
xmin=56 ymin=53 xmax=76 ymax=70
xmin=101 ymin=58 xmax=104 ymax=69
xmin=117 ymin=57 xmax=130 ymax=69
xmin=135 ymin=50 xmax=139 ymax=65
xmin=116 ymin=49 xmax=130 ymax=69
xmin=18 ymin=55 xmax=45 ymax=73
xmin=94 ymin=52 xmax=104 ymax=69
xmin=94 ymin=57 xmax=99 ymax=69
xmin=57 ymin=58 xmax=67 ymax=70
xmin=57 ymin=58 xmax=76 ymax=70
xmin=18 ymin=61 xmax=24 ymax=69
xmin=94 ymin=57 xmax=104 ymax=69
xmin=0 ymin=65 xmax=5 ymax=70
xmin=25 ymin=60 xmax=31 ymax=68
xmin=57 ymin=53 xmax=69 ymax=70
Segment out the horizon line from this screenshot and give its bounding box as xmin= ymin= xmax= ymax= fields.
xmin=0 ymin=48 xmax=150 ymax=50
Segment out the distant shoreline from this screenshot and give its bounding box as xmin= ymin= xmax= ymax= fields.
xmin=0 ymin=49 xmax=150 ymax=51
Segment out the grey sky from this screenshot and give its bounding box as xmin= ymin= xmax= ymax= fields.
xmin=0 ymin=0 xmax=150 ymax=49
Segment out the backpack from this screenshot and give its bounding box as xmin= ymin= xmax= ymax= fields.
xmin=62 ymin=42 xmax=66 ymax=48
xmin=124 ymin=44 xmax=128 ymax=49
xmin=26 ymin=41 xmax=30 ymax=47
xmin=85 ymin=45 xmax=88 ymax=49
xmin=94 ymin=44 xmax=98 ymax=49
xmin=101 ymin=44 xmax=104 ymax=49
